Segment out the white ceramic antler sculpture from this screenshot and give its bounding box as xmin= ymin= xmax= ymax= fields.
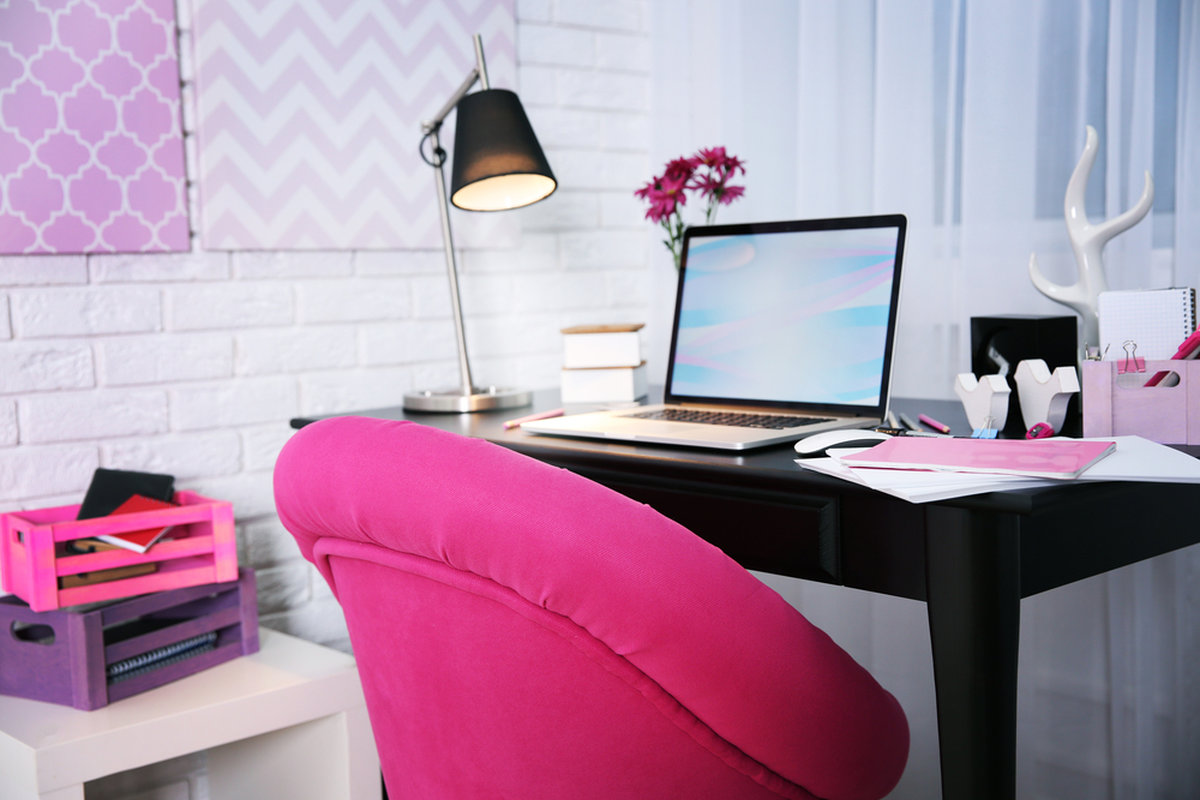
xmin=1028 ymin=125 xmax=1154 ymax=354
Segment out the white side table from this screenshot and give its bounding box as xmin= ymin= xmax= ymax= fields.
xmin=0 ymin=628 xmax=380 ymax=800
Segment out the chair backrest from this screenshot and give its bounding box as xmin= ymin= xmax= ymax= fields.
xmin=274 ymin=416 xmax=908 ymax=800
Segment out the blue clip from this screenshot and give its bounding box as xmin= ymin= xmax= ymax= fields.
xmin=971 ymin=428 xmax=998 ymax=439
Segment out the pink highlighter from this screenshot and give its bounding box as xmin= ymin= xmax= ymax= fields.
xmin=1144 ymin=329 xmax=1200 ymax=387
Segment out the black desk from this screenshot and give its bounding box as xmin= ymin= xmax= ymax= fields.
xmin=292 ymin=393 xmax=1200 ymax=800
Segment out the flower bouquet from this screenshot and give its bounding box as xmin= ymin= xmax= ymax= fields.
xmin=634 ymin=146 xmax=745 ymax=270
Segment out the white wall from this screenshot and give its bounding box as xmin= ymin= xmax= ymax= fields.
xmin=1 ymin=2 xmax=653 ymax=796
xmin=1 ymin=0 xmax=652 ymax=640
xmin=14 ymin=3 xmax=1184 ymax=799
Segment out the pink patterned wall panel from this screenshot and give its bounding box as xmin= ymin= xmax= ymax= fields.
xmin=191 ymin=0 xmax=517 ymax=250
xmin=0 ymin=0 xmax=190 ymax=255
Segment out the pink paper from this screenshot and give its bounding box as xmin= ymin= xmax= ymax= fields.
xmin=841 ymin=436 xmax=1117 ymax=479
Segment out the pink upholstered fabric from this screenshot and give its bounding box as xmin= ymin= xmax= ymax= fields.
xmin=274 ymin=417 xmax=908 ymax=799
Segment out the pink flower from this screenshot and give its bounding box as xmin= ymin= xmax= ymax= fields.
xmin=718 ymin=184 xmax=745 ymax=204
xmin=662 ymin=157 xmax=697 ymax=184
xmin=695 ymin=146 xmax=726 ymax=167
xmin=644 ymin=189 xmax=677 ymax=223
xmin=693 ymin=173 xmax=723 ymax=201
xmin=696 ymin=146 xmax=746 ymax=178
xmin=634 ymin=146 xmax=746 ymax=270
xmin=637 ymin=171 xmax=690 ymax=223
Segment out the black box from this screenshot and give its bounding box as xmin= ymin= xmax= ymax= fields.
xmin=969 ymin=315 xmax=1079 ymax=437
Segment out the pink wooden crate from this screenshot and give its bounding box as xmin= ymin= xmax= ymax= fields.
xmin=0 ymin=491 xmax=238 ymax=612
xmin=1082 ymin=359 xmax=1200 ymax=444
xmin=0 ymin=568 xmax=258 ymax=710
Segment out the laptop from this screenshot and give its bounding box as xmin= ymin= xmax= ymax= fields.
xmin=523 ymin=214 xmax=907 ymax=450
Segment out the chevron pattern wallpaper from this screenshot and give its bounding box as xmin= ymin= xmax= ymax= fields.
xmin=191 ymin=0 xmax=517 ymax=250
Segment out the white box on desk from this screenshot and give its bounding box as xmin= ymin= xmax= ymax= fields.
xmin=561 ymin=362 xmax=648 ymax=404
xmin=562 ymin=323 xmax=644 ymax=369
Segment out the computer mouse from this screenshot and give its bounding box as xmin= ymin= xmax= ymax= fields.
xmin=793 ymin=429 xmax=892 ymax=458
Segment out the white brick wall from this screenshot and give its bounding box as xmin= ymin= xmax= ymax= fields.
xmin=12 ymin=286 xmax=163 ymax=337
xmin=0 ymin=341 xmax=94 ymax=393
xmin=1 ymin=3 xmax=650 ymax=643
xmin=0 ymin=400 xmax=16 ymax=445
xmin=167 ymin=282 xmax=294 ymax=330
xmin=19 ymin=389 xmax=169 ymax=443
xmin=103 ymin=430 xmax=243 ymax=479
xmin=99 ymin=333 xmax=233 ymax=385
xmin=1 ymin=4 xmax=650 ymax=796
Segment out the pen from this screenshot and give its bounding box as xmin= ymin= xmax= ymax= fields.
xmin=1144 ymin=329 xmax=1200 ymax=387
xmin=918 ymin=413 xmax=951 ymax=434
xmin=503 ymin=408 xmax=565 ymax=430
xmin=897 ymin=412 xmax=919 ymax=431
xmin=872 ymin=426 xmax=953 ymax=438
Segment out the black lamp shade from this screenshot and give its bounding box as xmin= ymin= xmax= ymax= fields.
xmin=450 ymin=89 xmax=557 ymax=211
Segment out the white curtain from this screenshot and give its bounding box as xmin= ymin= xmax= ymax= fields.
xmin=650 ymin=1 xmax=1200 ymax=797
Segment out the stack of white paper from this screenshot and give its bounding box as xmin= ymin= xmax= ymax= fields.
xmin=796 ymin=436 xmax=1200 ymax=503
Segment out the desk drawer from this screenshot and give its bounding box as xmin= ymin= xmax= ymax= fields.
xmin=593 ymin=477 xmax=840 ymax=583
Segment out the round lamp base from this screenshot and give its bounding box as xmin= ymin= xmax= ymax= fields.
xmin=402 ymin=386 xmax=532 ymax=413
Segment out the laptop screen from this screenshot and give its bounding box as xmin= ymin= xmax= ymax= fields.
xmin=665 ymin=215 xmax=906 ymax=415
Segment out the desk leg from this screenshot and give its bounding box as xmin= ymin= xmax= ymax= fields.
xmin=925 ymin=507 xmax=1020 ymax=800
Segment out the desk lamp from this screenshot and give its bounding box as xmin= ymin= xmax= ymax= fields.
xmin=403 ymin=34 xmax=556 ymax=412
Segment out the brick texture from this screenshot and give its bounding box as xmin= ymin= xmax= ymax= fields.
xmin=0 ymin=11 xmax=651 ymax=795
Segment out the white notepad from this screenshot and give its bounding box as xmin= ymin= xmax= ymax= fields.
xmin=1098 ymin=288 xmax=1197 ymax=360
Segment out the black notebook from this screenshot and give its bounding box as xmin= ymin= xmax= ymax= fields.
xmin=77 ymin=468 xmax=175 ymax=520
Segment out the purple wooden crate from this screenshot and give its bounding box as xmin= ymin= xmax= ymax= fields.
xmin=0 ymin=568 xmax=258 ymax=710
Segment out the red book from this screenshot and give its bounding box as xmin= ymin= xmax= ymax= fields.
xmin=94 ymin=494 xmax=177 ymax=553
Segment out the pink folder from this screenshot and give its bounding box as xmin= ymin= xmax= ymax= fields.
xmin=840 ymin=437 xmax=1117 ymax=480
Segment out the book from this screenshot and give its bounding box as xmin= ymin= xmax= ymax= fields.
xmin=838 ymin=436 xmax=1117 ymax=480
xmin=1098 ymin=288 xmax=1197 ymax=361
xmin=59 ymin=562 xmax=158 ymax=589
xmin=561 ymin=362 xmax=648 ymax=404
xmin=562 ymin=323 xmax=644 ymax=368
xmin=77 ymin=467 xmax=175 ymax=519
xmin=93 ymin=494 xmax=178 ymax=553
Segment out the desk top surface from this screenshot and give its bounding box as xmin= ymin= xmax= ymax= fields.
xmin=290 ymin=389 xmax=1200 ymax=516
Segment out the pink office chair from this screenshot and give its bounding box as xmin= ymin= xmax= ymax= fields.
xmin=274 ymin=417 xmax=908 ymax=800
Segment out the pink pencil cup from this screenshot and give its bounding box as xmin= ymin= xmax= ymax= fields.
xmin=1082 ymin=359 xmax=1200 ymax=445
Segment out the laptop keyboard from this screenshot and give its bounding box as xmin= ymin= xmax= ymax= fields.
xmin=623 ymin=408 xmax=833 ymax=430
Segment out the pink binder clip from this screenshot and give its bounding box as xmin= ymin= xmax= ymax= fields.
xmin=1118 ymin=340 xmax=1145 ymax=374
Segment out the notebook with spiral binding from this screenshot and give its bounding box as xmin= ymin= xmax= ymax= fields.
xmin=107 ymin=631 xmax=219 ymax=684
xmin=1098 ymin=288 xmax=1197 ymax=361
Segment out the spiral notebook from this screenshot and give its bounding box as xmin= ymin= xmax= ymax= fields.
xmin=1098 ymin=288 xmax=1197 ymax=360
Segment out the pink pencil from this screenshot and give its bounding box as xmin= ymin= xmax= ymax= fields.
xmin=503 ymin=408 xmax=565 ymax=430
xmin=918 ymin=413 xmax=951 ymax=434
xmin=1144 ymin=329 xmax=1200 ymax=387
